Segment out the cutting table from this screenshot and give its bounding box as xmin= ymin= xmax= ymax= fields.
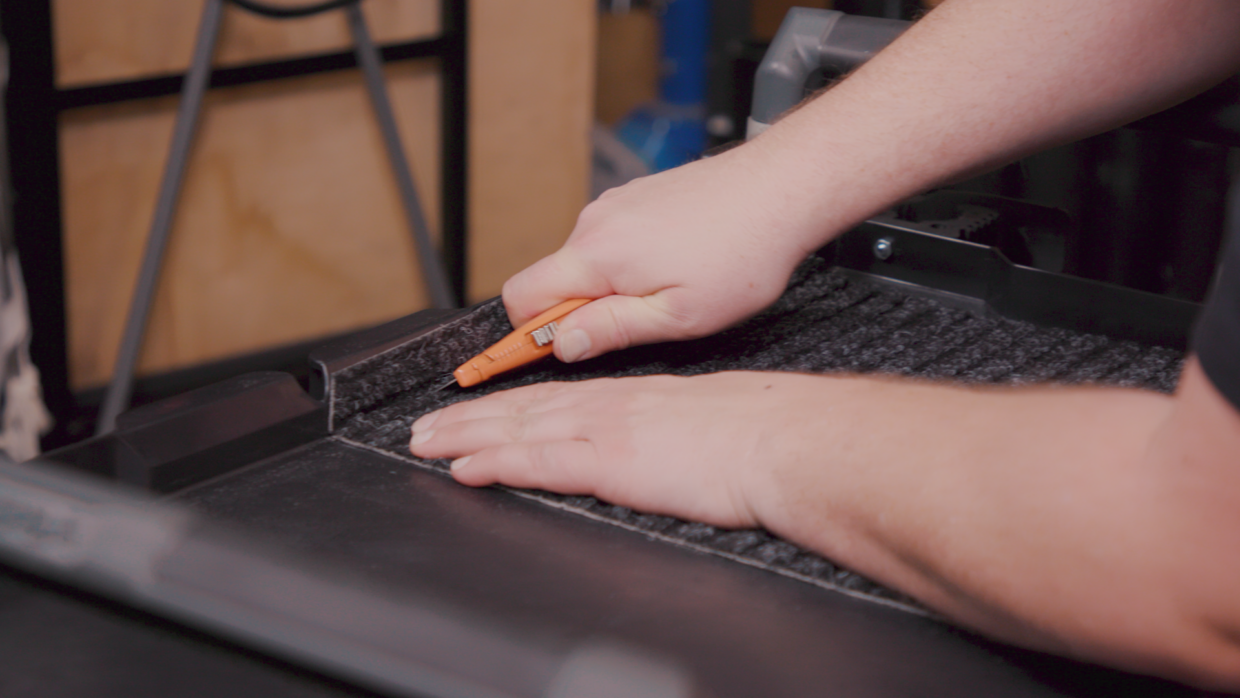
xmin=0 ymin=199 xmax=1219 ymax=698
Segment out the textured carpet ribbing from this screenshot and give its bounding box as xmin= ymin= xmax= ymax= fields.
xmin=331 ymin=258 xmax=1184 ymax=610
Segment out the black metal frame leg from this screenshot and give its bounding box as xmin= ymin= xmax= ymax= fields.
xmin=96 ymin=0 xmax=225 ymax=436
xmin=349 ymin=3 xmax=455 ymax=310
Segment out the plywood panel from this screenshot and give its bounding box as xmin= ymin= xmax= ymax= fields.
xmin=753 ymin=0 xmax=830 ymax=40
xmin=467 ymin=0 xmax=595 ymax=302
xmin=60 ymin=62 xmax=442 ymax=388
xmin=595 ymin=8 xmax=658 ymax=126
xmin=53 ymin=0 xmax=439 ymax=87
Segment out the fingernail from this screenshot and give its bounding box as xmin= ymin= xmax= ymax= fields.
xmin=412 ymin=410 xmax=440 ymax=433
xmin=410 ymin=429 xmax=435 ymax=447
xmin=450 ymin=456 xmax=471 ymax=472
xmin=557 ymin=329 xmax=592 ymax=363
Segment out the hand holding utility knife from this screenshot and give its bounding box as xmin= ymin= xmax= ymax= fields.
xmin=440 ymin=298 xmax=592 ymax=389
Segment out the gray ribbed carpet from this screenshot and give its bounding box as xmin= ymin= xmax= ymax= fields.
xmin=331 ymin=257 xmax=1184 ymax=612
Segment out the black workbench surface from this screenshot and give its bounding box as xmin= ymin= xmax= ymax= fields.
xmin=2 ymin=434 xmax=1203 ymax=697
xmin=5 ymin=230 xmax=1219 ymax=697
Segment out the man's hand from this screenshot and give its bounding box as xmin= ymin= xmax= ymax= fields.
xmin=502 ymin=148 xmax=824 ymax=365
xmin=410 ymin=372 xmax=802 ymax=529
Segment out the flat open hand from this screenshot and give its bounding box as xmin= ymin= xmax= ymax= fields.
xmin=408 ymin=372 xmax=818 ymax=530
xmin=501 ymin=144 xmax=833 ymax=366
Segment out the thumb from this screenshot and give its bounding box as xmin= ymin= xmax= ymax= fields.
xmin=553 ymin=293 xmax=684 ymax=363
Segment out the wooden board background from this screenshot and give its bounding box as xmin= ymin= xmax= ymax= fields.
xmin=55 ymin=0 xmax=593 ymax=390
xmin=468 ymin=0 xmax=594 ymax=307
xmin=595 ymin=8 xmax=657 ymax=126
xmin=53 ymin=0 xmax=440 ymax=87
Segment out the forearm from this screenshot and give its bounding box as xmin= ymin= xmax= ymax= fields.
xmin=738 ymin=0 xmax=1240 ymax=253
xmin=757 ymin=363 xmax=1240 ymax=687
xmin=728 ymin=6 xmax=1240 ymax=663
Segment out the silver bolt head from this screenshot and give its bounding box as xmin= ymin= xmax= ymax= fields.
xmin=873 ymin=237 xmax=895 ymax=261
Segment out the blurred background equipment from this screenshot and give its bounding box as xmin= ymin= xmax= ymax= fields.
xmin=612 ymin=0 xmax=711 ymax=173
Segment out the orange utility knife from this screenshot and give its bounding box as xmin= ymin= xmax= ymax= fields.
xmin=445 ymin=298 xmax=591 ymax=389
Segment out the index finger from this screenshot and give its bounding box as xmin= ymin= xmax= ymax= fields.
xmin=501 ymin=249 xmax=612 ymax=327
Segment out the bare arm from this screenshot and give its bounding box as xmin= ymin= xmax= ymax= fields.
xmin=749 ymin=358 xmax=1240 ymax=688
xmin=505 ymin=0 xmax=1240 ymax=363
xmin=755 ymin=0 xmax=1240 ymax=247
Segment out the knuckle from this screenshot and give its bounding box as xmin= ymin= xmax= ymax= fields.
xmin=505 ymin=384 xmax=562 ymax=417
xmin=504 ymin=413 xmax=533 ymax=442
xmin=506 ymin=398 xmax=532 ymax=419
xmin=661 ymin=302 xmax=701 ymax=337
xmin=646 ymin=294 xmax=705 ymax=340
xmin=576 ymin=199 xmax=607 ymax=224
xmin=526 ymin=442 xmax=562 ymax=485
xmin=602 ymin=302 xmax=636 ymax=351
xmin=500 ymin=275 xmax=520 ymax=302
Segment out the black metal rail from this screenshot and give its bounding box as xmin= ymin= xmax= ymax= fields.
xmin=55 ymin=36 xmax=453 ymax=111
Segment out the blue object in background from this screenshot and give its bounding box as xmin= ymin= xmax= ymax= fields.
xmin=614 ymin=0 xmax=710 ymax=172
xmin=659 ymin=0 xmax=709 ymax=105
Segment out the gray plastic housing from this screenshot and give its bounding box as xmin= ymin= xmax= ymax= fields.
xmin=747 ymin=8 xmax=909 ymax=139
